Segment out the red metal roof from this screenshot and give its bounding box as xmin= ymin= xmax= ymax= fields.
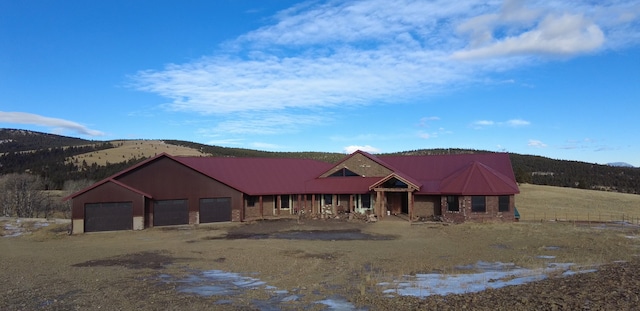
xmin=439 ymin=161 xmax=520 ymax=195
xmin=63 ymin=178 xmax=153 ymax=201
xmin=67 ymin=151 xmax=519 ymax=200
xmin=377 ymin=153 xmax=519 ymax=195
xmin=305 ymin=176 xmax=381 ymax=194
xmin=174 ymin=156 xmax=333 ymax=196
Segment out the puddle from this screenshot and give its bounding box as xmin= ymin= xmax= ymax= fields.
xmin=73 ymin=251 xmax=173 ymax=269
xmin=225 ymin=229 xmax=394 ymax=241
xmin=160 ymin=269 xmax=367 ymax=310
xmin=378 ymin=261 xmax=594 ymax=298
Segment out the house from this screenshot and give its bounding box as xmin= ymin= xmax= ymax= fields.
xmin=65 ymin=150 xmax=519 ymax=233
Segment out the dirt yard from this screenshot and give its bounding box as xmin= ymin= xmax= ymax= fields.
xmin=2 ymin=217 xmax=640 ymax=310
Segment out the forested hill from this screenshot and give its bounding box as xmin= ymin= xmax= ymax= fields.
xmin=0 ymin=129 xmax=638 ymax=194
xmin=0 ymin=128 xmax=93 ymax=153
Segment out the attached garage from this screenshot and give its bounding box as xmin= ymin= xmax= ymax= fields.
xmin=153 ymin=199 xmax=189 ymax=226
xmin=199 ymin=198 xmax=232 ymax=223
xmin=84 ymin=202 xmax=133 ymax=232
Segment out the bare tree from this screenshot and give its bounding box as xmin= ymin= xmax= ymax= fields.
xmin=60 ymin=179 xmax=95 ymax=218
xmin=0 ymin=173 xmax=46 ymax=218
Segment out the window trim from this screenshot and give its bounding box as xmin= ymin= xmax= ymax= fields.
xmin=280 ymin=195 xmax=290 ymax=209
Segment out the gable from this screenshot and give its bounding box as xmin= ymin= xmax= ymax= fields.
xmin=320 ymin=152 xmax=392 ymax=178
xmin=116 ymin=156 xmax=241 ymax=198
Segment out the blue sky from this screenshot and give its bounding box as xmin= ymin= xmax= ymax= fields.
xmin=1 ymin=0 xmax=639 ymax=166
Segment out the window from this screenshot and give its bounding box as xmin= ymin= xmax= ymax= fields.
xmin=499 ymin=196 xmax=510 ymax=212
xmin=383 ymin=178 xmax=408 ymax=188
xmin=447 ymin=196 xmax=459 ymax=212
xmin=361 ymin=194 xmax=371 ymax=209
xmin=280 ymin=195 xmax=290 ymax=209
xmin=323 ymin=194 xmax=332 ymax=205
xmin=329 ymin=168 xmax=359 ymax=177
xmin=246 ymin=195 xmax=257 ymax=207
xmin=471 ymin=196 xmax=486 ymax=212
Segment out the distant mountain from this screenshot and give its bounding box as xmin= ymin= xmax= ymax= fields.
xmin=0 ymin=128 xmax=92 ymax=153
xmin=1 ymin=128 xmax=639 ymax=194
xmin=608 ymin=162 xmax=635 ymax=168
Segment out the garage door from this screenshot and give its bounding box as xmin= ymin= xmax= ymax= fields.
xmin=153 ymin=199 xmax=189 ymax=226
xmin=199 ymin=198 xmax=232 ymax=223
xmin=85 ymin=202 xmax=133 ymax=232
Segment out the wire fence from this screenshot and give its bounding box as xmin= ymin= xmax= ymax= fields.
xmin=519 ymin=211 xmax=640 ymax=226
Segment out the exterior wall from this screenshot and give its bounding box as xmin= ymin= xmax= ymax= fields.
xmin=337 ymin=194 xmax=351 ymax=213
xmin=262 ymin=196 xmax=276 ymax=216
xmin=441 ymin=195 xmax=515 ymax=223
xmin=71 ymin=182 xmax=145 ymax=220
xmin=71 ymin=181 xmax=146 ymax=233
xmin=320 ymin=153 xmax=393 ymax=178
xmin=413 ymin=195 xmax=440 ymax=219
xmin=244 ymin=196 xmax=261 ymax=219
xmin=115 ymin=157 xmax=243 ymax=224
xmin=133 ymin=216 xmax=144 ymax=230
xmin=72 ymin=219 xmax=84 ymax=234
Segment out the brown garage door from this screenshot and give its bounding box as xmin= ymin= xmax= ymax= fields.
xmin=85 ymin=202 xmax=133 ymax=232
xmin=153 ymin=199 xmax=189 ymax=226
xmin=199 ymin=198 xmax=232 ymax=223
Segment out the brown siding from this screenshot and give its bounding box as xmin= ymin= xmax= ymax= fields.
xmin=414 ymin=195 xmax=440 ymax=218
xmin=321 ymin=153 xmax=393 ymax=178
xmin=72 ymin=181 xmax=145 ymax=220
xmin=115 ymin=157 xmax=243 ymax=223
xmin=262 ymin=196 xmax=275 ymax=216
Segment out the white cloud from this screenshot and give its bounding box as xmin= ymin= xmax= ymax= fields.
xmin=471 ymin=120 xmax=495 ymax=129
xmin=506 ymin=119 xmax=530 ymax=127
xmin=130 ymin=0 xmax=640 ymax=135
xmin=344 ymin=145 xmax=381 ymax=154
xmin=0 ymin=111 xmax=104 ymax=136
xmin=472 ymin=118 xmax=530 ymax=129
xmin=205 ymin=112 xmax=326 ymax=135
xmin=419 ymin=132 xmax=434 ymax=139
xmin=528 ymin=139 xmax=548 ymax=148
xmin=419 ymin=116 xmax=441 ymax=128
xmin=453 ymin=13 xmax=605 ymax=59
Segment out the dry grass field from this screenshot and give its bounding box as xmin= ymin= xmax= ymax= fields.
xmin=66 ymin=140 xmax=207 ymax=167
xmin=2 ymin=184 xmax=640 ymax=310
xmin=516 ymin=183 xmax=640 ymax=223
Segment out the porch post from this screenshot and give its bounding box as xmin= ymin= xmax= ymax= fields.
xmin=277 ymin=195 xmax=281 ymax=216
xmin=376 ymin=190 xmax=384 ymax=219
xmin=332 ymin=194 xmax=337 ymax=215
xmin=259 ymin=195 xmax=264 ymax=219
xmin=408 ymin=191 xmax=413 ymax=223
xmin=349 ymin=195 xmax=354 ymax=213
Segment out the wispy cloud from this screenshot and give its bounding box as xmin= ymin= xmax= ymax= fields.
xmin=452 ymin=1 xmax=606 ymax=60
xmin=472 ymin=120 xmax=496 ymax=129
xmin=418 ymin=116 xmax=441 ymax=128
xmin=0 ymin=111 xmax=104 ymax=136
xmin=528 ymin=139 xmax=548 ymax=148
xmin=472 ymin=118 xmax=530 ymax=129
xmin=130 ymin=0 xmax=640 ymax=135
xmin=505 ymin=119 xmax=530 ymax=127
xmin=344 ymin=145 xmax=381 ymax=154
